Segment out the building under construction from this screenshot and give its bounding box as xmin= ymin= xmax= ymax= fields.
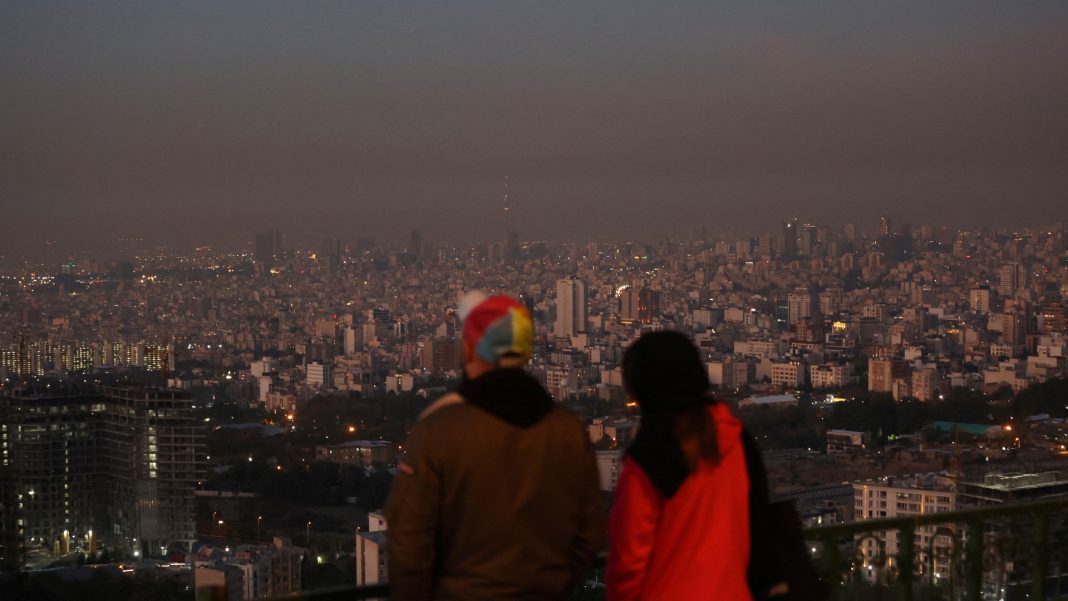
xmin=0 ymin=386 xmax=203 ymax=568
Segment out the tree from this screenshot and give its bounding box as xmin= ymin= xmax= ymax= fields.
xmin=1012 ymin=376 xmax=1068 ymax=418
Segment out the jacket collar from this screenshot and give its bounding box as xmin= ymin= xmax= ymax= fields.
xmin=456 ymin=368 xmax=554 ymax=428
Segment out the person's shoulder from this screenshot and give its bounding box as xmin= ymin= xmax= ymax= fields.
xmin=404 ymin=396 xmax=477 ymax=455
xmin=418 ymin=395 xmax=493 ymax=431
xmin=417 ymin=392 xmax=465 ymax=422
xmin=543 ymin=405 xmax=590 ymax=435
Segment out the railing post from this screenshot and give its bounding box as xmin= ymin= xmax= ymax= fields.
xmin=965 ymin=518 xmax=984 ymax=601
xmin=1032 ymin=510 xmax=1048 ymax=601
xmin=800 ymin=498 xmax=1067 ymax=601
xmin=897 ymin=525 xmax=914 ymax=601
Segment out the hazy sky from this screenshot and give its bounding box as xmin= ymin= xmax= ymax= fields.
xmin=2 ymin=2 xmax=1067 ymax=251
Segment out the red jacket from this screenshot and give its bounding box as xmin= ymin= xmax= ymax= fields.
xmin=606 ymin=403 xmax=752 ymax=601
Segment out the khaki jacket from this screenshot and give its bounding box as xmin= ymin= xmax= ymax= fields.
xmin=385 ymin=370 xmax=605 ymax=600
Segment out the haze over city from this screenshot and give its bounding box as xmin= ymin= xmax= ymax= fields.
xmin=3 ymin=4 xmax=1068 ymax=601
xmin=3 ymin=1 xmax=1068 ymax=252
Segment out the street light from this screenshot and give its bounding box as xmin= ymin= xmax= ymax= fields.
xmin=306 ymin=521 xmax=312 ymax=544
xmin=257 ymin=516 xmax=263 ymax=541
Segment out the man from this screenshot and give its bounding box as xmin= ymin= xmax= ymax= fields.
xmin=386 ymin=292 xmax=605 ymax=600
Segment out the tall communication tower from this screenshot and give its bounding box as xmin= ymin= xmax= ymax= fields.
xmin=503 ymin=177 xmax=511 ymax=248
xmin=502 ymin=177 xmax=512 ymax=265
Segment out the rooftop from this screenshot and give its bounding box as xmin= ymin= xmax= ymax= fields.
xmin=973 ymin=470 xmax=1068 ymax=491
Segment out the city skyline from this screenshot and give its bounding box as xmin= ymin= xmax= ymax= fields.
xmin=2 ymin=204 xmax=1066 ymax=598
xmin=3 ymin=2 xmax=1068 ymax=251
xmin=3 ymin=216 xmax=1065 ymax=267
xmin=2 ymin=3 xmax=1068 ymax=597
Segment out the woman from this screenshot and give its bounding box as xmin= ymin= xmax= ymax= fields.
xmin=605 ymin=331 xmax=779 ymax=600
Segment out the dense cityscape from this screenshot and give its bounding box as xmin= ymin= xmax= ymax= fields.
xmin=1 ymin=217 xmax=1066 ymax=599
xmin=4 ymin=1 xmax=1068 ymax=599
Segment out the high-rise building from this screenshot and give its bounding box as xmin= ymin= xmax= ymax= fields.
xmin=637 ymin=289 xmax=661 ymax=325
xmin=555 ymin=277 xmax=587 ymax=338
xmin=970 ymin=286 xmax=992 ymax=313
xmin=868 ymin=357 xmax=910 ymax=393
xmin=919 ymin=223 xmax=934 ymax=242
xmin=0 ymin=387 xmax=203 ymax=566
xmin=320 ymin=237 xmax=340 ymax=272
xmin=1038 ymin=304 xmax=1068 ymax=334
xmin=787 ymin=287 xmax=815 ymax=327
xmin=790 ymin=317 xmax=823 ymax=343
xmin=818 ymin=287 xmax=845 ymax=317
xmin=756 ymin=234 xmax=773 ymax=259
xmin=842 ymin=223 xmax=856 ymax=242
xmin=998 ymin=262 xmax=1027 ymax=296
xmin=306 ymin=362 xmax=330 ymax=389
xmin=1000 ymin=311 xmax=1027 ymax=350
xmin=910 ymin=366 xmax=939 ymax=401
xmin=770 ymin=361 xmax=806 ymax=390
xmin=101 ymin=388 xmax=202 ymax=556
xmin=254 ymin=229 xmax=283 ymax=265
xmin=620 ymin=288 xmax=660 ymax=325
xmin=420 ymin=338 xmax=462 ymax=375
xmin=781 ymin=220 xmax=798 ymax=261
xmin=798 ymin=224 xmax=818 ymax=257
xmin=0 ymin=463 xmax=24 ymax=570
xmin=620 ymin=288 xmax=640 ymax=324
xmin=879 ymin=216 xmax=893 ymax=237
xmin=343 ymin=326 xmax=357 ymax=355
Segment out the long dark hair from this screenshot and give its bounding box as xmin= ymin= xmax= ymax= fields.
xmin=623 ymin=331 xmax=718 ymax=497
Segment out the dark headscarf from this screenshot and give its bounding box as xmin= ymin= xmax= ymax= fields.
xmin=623 ymin=331 xmax=715 ymax=498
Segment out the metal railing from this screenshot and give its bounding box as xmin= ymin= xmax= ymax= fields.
xmin=806 ymin=496 xmax=1068 ymax=601
xmin=256 ymin=496 xmax=1068 ymax=601
xmin=269 ymin=584 xmax=389 ymax=600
